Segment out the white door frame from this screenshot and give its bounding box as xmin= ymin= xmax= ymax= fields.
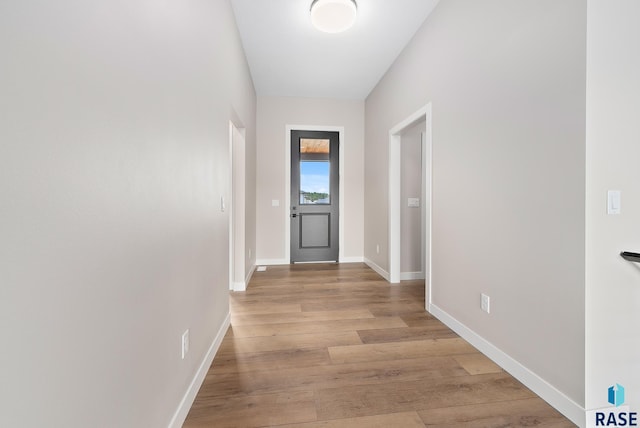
xmin=388 ymin=104 xmax=433 ymax=306
xmin=285 ymin=125 xmax=345 ymax=264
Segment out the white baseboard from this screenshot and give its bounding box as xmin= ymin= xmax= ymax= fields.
xmin=168 ymin=313 xmax=230 ymax=428
xmin=255 ymin=258 xmax=289 ymax=266
xmin=232 ymin=264 xmax=256 ymax=292
xmin=364 ymin=257 xmax=390 ymax=281
xmin=400 ymin=271 xmax=425 ymax=280
xmin=339 ymin=256 xmax=364 ymax=263
xmin=245 ymin=264 xmax=255 ymax=286
xmin=428 ymin=303 xmax=585 ymax=427
xmin=256 ymin=258 xmax=364 ymax=265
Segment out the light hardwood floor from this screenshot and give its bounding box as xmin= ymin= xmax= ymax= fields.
xmin=183 ymin=263 xmax=575 ymax=427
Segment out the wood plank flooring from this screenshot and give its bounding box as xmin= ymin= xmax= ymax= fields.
xmin=183 ymin=263 xmax=575 ymax=428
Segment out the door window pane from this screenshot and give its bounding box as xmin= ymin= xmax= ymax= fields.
xmin=300 ymin=161 xmax=330 ymax=204
xmin=299 ymin=138 xmax=330 ymax=205
xmin=300 ymin=138 xmax=330 ymax=154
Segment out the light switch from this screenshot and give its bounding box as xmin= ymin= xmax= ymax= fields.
xmin=608 ymin=190 xmax=621 ymax=215
xmin=272 ymin=199 xmax=280 ymax=207
xmin=408 ymin=198 xmax=420 ymax=208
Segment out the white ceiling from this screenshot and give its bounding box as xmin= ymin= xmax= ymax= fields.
xmin=230 ymin=0 xmax=440 ymax=100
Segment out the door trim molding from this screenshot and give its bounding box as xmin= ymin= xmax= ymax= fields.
xmin=388 ymin=104 xmax=432 ymax=304
xmin=285 ymin=125 xmax=345 ymax=263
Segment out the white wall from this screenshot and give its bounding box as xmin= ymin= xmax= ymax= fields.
xmin=585 ymin=0 xmax=640 ymax=414
xmin=401 ymin=121 xmax=425 ymax=276
xmin=0 ymin=1 xmax=256 ymax=426
xmin=256 ymin=96 xmax=364 ymax=263
xmin=365 ymin=0 xmax=586 ymax=420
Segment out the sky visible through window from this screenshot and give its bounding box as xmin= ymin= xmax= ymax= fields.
xmin=300 ymin=161 xmax=330 ymax=204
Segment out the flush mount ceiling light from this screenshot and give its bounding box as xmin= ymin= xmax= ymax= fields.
xmin=310 ymin=0 xmax=357 ymax=34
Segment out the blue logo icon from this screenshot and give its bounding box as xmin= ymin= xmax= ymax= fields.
xmin=609 ymin=384 xmax=625 ymax=407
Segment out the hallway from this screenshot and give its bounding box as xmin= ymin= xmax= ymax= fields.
xmin=184 ymin=264 xmax=574 ymax=427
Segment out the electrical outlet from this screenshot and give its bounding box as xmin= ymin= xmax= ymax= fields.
xmin=481 ymin=294 xmax=490 ymax=314
xmin=181 ymin=329 xmax=190 ymax=359
xmin=376 ymin=244 xmax=380 ymax=254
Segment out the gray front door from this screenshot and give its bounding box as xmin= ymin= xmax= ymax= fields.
xmin=290 ymin=130 xmax=339 ymax=263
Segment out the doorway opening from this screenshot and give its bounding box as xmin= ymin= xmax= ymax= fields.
xmin=229 ymin=121 xmax=247 ymax=291
xmin=400 ymin=121 xmax=427 ymax=280
xmin=388 ymin=104 xmax=432 ymax=307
